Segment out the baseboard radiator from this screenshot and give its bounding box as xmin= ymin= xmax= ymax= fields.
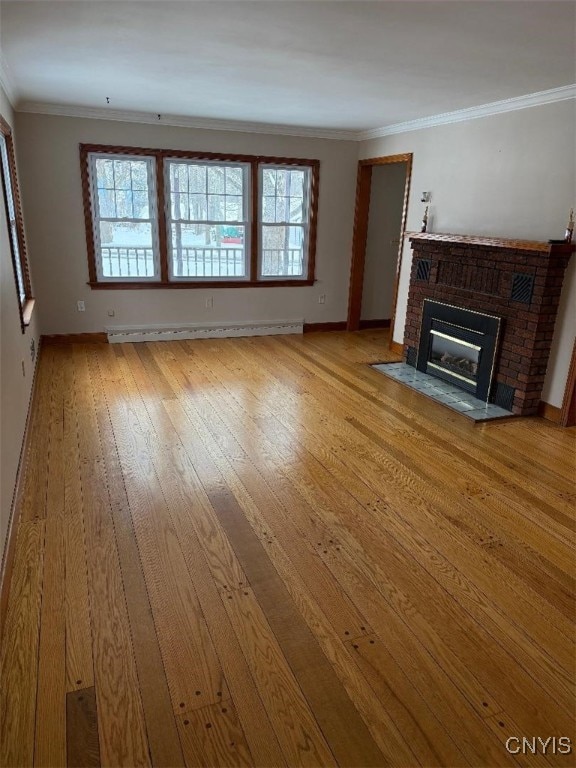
xmin=105 ymin=320 xmax=304 ymax=344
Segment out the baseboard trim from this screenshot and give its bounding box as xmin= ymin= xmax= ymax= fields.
xmin=358 ymin=318 xmax=391 ymax=330
xmin=42 ymin=332 xmax=108 ymax=345
xmin=389 ymin=341 xmax=404 ymax=356
xmin=0 ymin=344 xmax=42 ymax=641
xmin=303 ymin=321 xmax=347 ymax=333
xmin=537 ymin=400 xmax=562 ymax=424
xmin=107 ymin=320 xmax=303 ymax=343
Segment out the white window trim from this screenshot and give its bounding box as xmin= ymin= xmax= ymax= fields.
xmin=164 ymin=158 xmax=251 ymax=282
xmin=258 ymin=163 xmax=311 ymax=281
xmin=88 ymin=152 xmax=161 ymax=282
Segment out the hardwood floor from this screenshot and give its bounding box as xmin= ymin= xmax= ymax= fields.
xmin=1 ymin=330 xmax=574 ymax=767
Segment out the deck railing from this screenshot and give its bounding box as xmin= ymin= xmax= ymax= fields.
xmin=101 ymin=246 xmax=304 ymax=278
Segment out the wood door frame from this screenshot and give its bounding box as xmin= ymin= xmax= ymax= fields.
xmin=559 ymin=337 xmax=576 ymax=427
xmin=346 ymin=153 xmax=412 ymax=346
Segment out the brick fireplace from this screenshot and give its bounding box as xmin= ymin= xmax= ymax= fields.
xmin=403 ymin=233 xmax=573 ymax=416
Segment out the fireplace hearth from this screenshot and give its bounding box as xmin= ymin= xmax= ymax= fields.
xmin=403 ymin=233 xmax=573 ymax=416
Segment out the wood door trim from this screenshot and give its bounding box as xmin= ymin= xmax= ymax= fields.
xmin=359 ymin=153 xmax=412 ymax=167
xmin=346 ymin=164 xmax=372 ymax=331
xmin=559 ymin=337 xmax=576 ymax=427
xmin=346 ymin=153 xmax=413 ymax=356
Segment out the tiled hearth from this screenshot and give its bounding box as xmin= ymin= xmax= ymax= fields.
xmin=372 ymin=362 xmax=513 ymax=422
xmin=402 ymin=233 xmax=573 ymax=416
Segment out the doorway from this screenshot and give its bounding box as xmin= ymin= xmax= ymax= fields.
xmin=347 ymin=153 xmax=412 ymax=349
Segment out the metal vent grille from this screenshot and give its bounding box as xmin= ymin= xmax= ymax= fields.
xmin=492 ymin=382 xmax=515 ymax=411
xmin=405 ymin=346 xmax=417 ymax=367
xmin=415 ymin=258 xmax=431 ymax=282
xmin=511 ymin=273 xmax=534 ymax=304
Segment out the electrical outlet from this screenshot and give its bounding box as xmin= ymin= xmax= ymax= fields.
xmin=206 ymin=296 xmax=213 ymax=308
xmin=318 ymin=294 xmax=326 ymax=304
xmin=107 ymin=309 xmax=115 ymax=317
xmin=77 ymin=300 xmax=85 ymax=312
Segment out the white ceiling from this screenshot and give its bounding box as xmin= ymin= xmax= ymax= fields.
xmin=1 ymin=1 xmax=574 ymax=133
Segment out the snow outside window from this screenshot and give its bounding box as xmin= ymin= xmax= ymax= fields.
xmin=166 ymin=159 xmax=250 ymax=280
xmin=259 ymin=165 xmax=311 ymax=279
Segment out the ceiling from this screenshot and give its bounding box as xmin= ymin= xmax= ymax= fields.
xmin=1 ymin=1 xmax=574 ymax=133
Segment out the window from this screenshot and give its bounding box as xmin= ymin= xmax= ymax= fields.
xmin=0 ymin=116 xmax=34 ymax=328
xmin=166 ymin=159 xmax=250 ymax=279
xmin=260 ymin=164 xmax=311 ymax=279
xmin=89 ymin=153 xmax=160 ymax=280
xmin=81 ymin=145 xmax=319 ymax=288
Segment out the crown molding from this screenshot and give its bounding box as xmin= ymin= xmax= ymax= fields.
xmin=358 ymin=84 xmax=576 ymax=141
xmin=15 ymin=83 xmax=576 ymax=142
xmin=16 ymin=101 xmax=358 ymax=141
xmin=0 ymin=53 xmax=16 ymax=107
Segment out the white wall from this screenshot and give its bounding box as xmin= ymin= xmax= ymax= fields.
xmin=360 ymin=99 xmax=576 ymax=407
xmin=0 ymin=87 xmax=40 ymax=562
xmin=15 ymin=113 xmax=358 ymax=335
xmin=361 ymin=162 xmax=406 ymax=320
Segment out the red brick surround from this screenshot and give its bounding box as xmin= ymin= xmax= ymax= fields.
xmin=405 ymin=233 xmax=574 ymax=415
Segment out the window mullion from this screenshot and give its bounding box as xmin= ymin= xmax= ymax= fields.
xmin=250 ymin=161 xmax=258 ymax=281
xmin=156 ymin=153 xmax=169 ymax=283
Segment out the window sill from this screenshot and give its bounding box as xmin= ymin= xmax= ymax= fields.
xmin=21 ymin=298 xmax=36 ymax=329
xmin=87 ymin=280 xmax=315 ymax=290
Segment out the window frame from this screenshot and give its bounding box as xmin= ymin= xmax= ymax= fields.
xmin=0 ymin=115 xmax=34 ymax=330
xmin=80 ymin=144 xmax=319 ymax=289
xmin=87 ymin=151 xmax=161 ymax=282
xmin=258 ymin=162 xmax=312 ymax=281
xmin=164 ymin=157 xmax=252 ymax=282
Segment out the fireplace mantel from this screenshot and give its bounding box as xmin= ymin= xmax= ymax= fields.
xmin=408 ymin=231 xmax=575 ymax=254
xmin=404 ymin=233 xmax=573 ymax=415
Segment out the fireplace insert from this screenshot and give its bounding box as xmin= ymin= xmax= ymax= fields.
xmin=416 ymin=300 xmax=501 ymax=401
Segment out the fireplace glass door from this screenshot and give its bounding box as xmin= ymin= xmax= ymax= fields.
xmin=428 ymin=329 xmax=481 ymax=387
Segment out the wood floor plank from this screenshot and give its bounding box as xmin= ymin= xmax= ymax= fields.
xmin=79 ymin=462 xmax=151 ymax=768
xmin=34 ymin=349 xmax=67 ymax=767
xmin=34 ymin=514 xmax=66 ymax=766
xmin=94 ymin=357 xmax=230 ymax=716
xmin=72 ymin=347 xmax=151 ymax=767
xmin=176 ymin=699 xmax=253 ymax=768
xmin=86 ymin=349 xmax=185 ymax=767
xmin=0 ymin=520 xmax=45 ymax=768
xmin=63 ymin=351 xmax=94 ymax=694
xmin=66 ymin=687 xmax=101 ymax=768
xmin=64 ymin=509 xmax=94 ymax=692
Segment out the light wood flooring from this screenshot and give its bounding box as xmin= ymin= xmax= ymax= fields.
xmin=1 ymin=330 xmax=575 ymax=767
